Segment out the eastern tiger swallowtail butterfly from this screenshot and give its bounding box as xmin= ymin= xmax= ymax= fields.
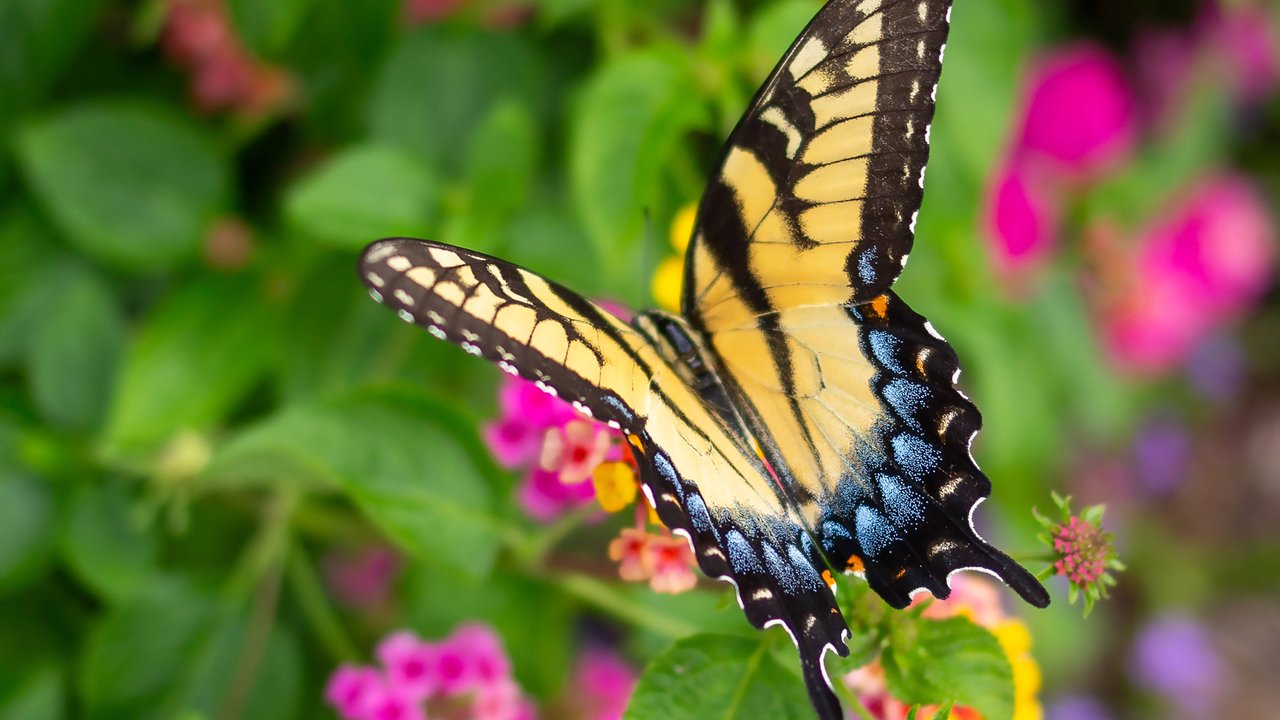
xmin=359 ymin=1 xmax=1050 ymax=717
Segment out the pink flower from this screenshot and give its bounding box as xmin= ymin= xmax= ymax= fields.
xmin=984 ymin=162 xmax=1058 ymax=279
xmin=1200 ymin=0 xmax=1279 ymax=103
xmin=517 ymin=467 xmax=596 ymax=521
xmin=1017 ymin=44 xmax=1137 ymax=176
xmin=571 ymin=648 xmax=637 ymax=720
xmin=376 ymin=631 xmax=439 ymax=701
xmin=540 ymin=420 xmax=613 ymax=484
xmin=472 ymin=679 xmax=528 ymax=720
xmin=483 ymin=415 xmax=543 ymax=469
xmin=1103 ymin=174 xmax=1275 ymax=371
xmin=434 ymin=623 xmax=512 ymax=695
xmin=325 ymin=665 xmax=384 ymax=719
xmin=360 ymin=683 xmax=430 ymax=720
xmin=498 ymin=376 xmax=577 ymax=428
xmin=607 ymin=528 xmax=653 ymax=583
xmin=644 ymin=535 xmax=698 ymax=594
xmin=323 ymin=544 xmax=401 ymax=609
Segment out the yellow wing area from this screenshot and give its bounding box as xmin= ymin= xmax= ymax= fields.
xmin=684 ymin=0 xmax=952 ymax=503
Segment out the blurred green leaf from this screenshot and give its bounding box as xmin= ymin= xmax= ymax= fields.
xmin=0 ymin=664 xmax=63 ymax=720
xmin=625 ymin=634 xmax=811 ymax=720
xmin=881 ymin=617 xmax=1014 ymax=720
xmin=0 ymin=206 xmax=60 ymax=368
xmin=16 ymin=102 xmax=228 ymax=270
xmin=105 ymin=275 xmax=280 ymax=452
xmin=207 ymin=388 xmax=504 ymax=576
xmin=285 ymin=143 xmax=439 ymax=249
xmin=182 ymin=619 xmax=301 ymax=720
xmin=570 ymin=48 xmax=707 ymax=284
xmin=0 ymin=472 xmax=55 ymax=594
xmin=442 ymin=99 xmax=541 ymax=253
xmin=25 ymin=264 xmax=125 ymax=431
xmin=746 ymin=0 xmax=821 ymax=79
xmin=78 ymin=579 xmax=218 ymax=718
xmin=0 ymin=0 xmax=108 ymax=119
xmin=228 ymin=0 xmax=313 ymax=57
xmin=59 ymin=482 xmax=157 ymax=603
xmin=368 ymin=25 xmax=548 ymax=174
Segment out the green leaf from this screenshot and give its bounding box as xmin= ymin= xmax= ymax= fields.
xmin=0 ymin=664 xmax=63 ymax=720
xmin=0 ymin=0 xmax=108 ymax=117
xmin=25 ymin=264 xmax=125 ymax=431
xmin=16 ymin=102 xmax=228 ymax=270
xmin=284 ymin=143 xmax=439 ymax=250
xmin=881 ymin=617 xmax=1014 ymax=720
xmin=227 ymin=0 xmax=313 ymax=57
xmin=181 ymin=619 xmax=301 ymax=720
xmin=569 ymin=48 xmax=707 ymax=284
xmin=105 ymin=275 xmax=280 ymax=452
xmin=0 ymin=472 xmax=55 ymax=594
xmin=443 ymin=99 xmax=540 ymax=254
xmin=58 ymin=482 xmax=157 ymax=603
xmin=746 ymin=1 xmax=821 ymax=79
xmin=207 ymin=388 xmax=503 ymax=576
xmin=0 ymin=206 xmax=60 ymax=368
xmin=78 ymin=579 xmax=219 ymax=718
xmin=367 ymin=25 xmax=548 ymax=174
xmin=625 ymin=635 xmax=812 ymax=720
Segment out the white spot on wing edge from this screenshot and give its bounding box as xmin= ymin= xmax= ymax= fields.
xmin=924 ymin=320 xmax=945 ymax=340
xmin=764 ymin=618 xmax=799 ymax=649
xmin=365 ymin=272 xmax=386 ymax=288
xmin=386 ymin=255 xmax=412 ymax=272
xmin=640 ymin=483 xmax=656 ymax=509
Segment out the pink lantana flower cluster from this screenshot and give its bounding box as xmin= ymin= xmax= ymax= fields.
xmin=1035 ymin=493 xmax=1124 ymax=617
xmin=563 ymin=647 xmax=638 ymax=720
xmin=985 ymin=1 xmax=1278 ymax=375
xmin=483 ymin=374 xmax=699 ymax=594
xmin=326 ymin=624 xmax=535 ymax=720
xmin=160 ymin=0 xmax=292 ymax=117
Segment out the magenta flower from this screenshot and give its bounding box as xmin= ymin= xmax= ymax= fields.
xmin=571 ymin=648 xmax=637 ymax=720
xmin=1017 ymin=44 xmax=1137 ymax=176
xmin=498 ymin=376 xmax=577 ymax=428
xmin=1103 ymin=174 xmax=1275 ymax=372
xmin=984 ymin=161 xmax=1058 ymax=279
xmin=434 ymin=623 xmax=512 ymax=695
xmin=1200 ymin=0 xmax=1279 ymax=103
xmin=360 ymin=684 xmax=430 ymax=720
xmin=376 ymin=631 xmax=439 ymax=701
xmin=483 ymin=415 xmax=544 ymax=469
xmin=517 ymin=467 xmax=596 ymax=521
xmin=323 ymin=544 xmax=401 ymax=609
xmin=325 ymin=665 xmax=384 ymax=719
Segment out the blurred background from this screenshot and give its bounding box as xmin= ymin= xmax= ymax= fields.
xmin=1 ymin=0 xmax=1278 ymax=718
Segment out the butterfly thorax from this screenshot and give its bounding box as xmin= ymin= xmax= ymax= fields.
xmin=631 ymin=310 xmax=745 ymax=438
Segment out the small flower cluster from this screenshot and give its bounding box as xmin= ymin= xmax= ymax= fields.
xmin=985 ymin=2 xmax=1277 ymax=374
xmin=484 ymin=374 xmax=699 ymax=593
xmin=1035 ymin=493 xmax=1124 ymax=616
xmin=326 ymin=624 xmax=535 ymax=720
xmin=565 ymin=647 xmax=639 ymax=720
xmin=844 ymin=575 xmax=1043 ymax=720
xmin=651 ymin=204 xmax=697 ymax=313
xmin=161 ymin=0 xmax=291 ymax=117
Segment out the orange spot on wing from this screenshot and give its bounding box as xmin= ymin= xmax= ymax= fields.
xmin=894 ymin=567 xmax=907 ymax=580
xmin=868 ymin=294 xmax=889 ymax=318
xmin=821 ymin=569 xmax=835 ymax=587
xmin=845 ymin=554 xmax=865 ymax=573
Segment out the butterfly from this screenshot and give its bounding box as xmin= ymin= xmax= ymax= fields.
xmin=359 ymin=0 xmax=1049 ymax=717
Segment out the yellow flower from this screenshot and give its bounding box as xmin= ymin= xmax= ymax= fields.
xmin=994 ymin=619 xmax=1043 ymax=720
xmin=669 ymin=203 xmax=697 ymax=253
xmin=592 ymin=460 xmax=638 ymax=512
xmin=651 ymin=256 xmax=683 ymax=312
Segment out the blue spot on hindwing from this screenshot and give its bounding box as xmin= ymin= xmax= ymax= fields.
xmin=858 ymin=251 xmax=877 ymax=285
xmin=877 ymin=473 xmax=927 ymax=528
xmin=684 ymin=493 xmax=713 ymax=534
xmin=867 ymin=330 xmax=904 ymax=374
xmin=855 ymin=505 xmax=898 ymax=557
xmin=763 ymin=544 xmax=803 ymax=593
xmin=884 ymin=379 xmax=929 ymax=428
xmin=892 ymin=433 xmax=941 ymax=477
xmin=725 ymin=530 xmax=762 ymax=573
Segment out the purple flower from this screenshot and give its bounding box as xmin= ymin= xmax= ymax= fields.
xmin=1046 ymin=694 xmax=1114 ymax=720
xmin=1017 ymin=44 xmax=1137 ymax=176
xmin=1132 ymin=415 xmax=1192 ymax=496
xmin=1185 ymin=334 xmax=1244 ymax=401
xmin=1199 ymin=0 xmax=1280 ymax=104
xmin=1130 ymin=614 xmax=1224 ymax=716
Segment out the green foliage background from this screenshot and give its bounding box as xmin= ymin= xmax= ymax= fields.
xmin=2 ymin=0 xmax=1277 ymax=718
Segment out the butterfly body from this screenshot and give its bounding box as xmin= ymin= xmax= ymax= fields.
xmin=360 ymin=2 xmax=1049 ymax=718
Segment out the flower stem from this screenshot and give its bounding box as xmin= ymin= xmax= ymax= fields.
xmin=557 ymin=572 xmax=698 ymax=638
xmin=287 ymin=541 xmax=361 ymax=662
